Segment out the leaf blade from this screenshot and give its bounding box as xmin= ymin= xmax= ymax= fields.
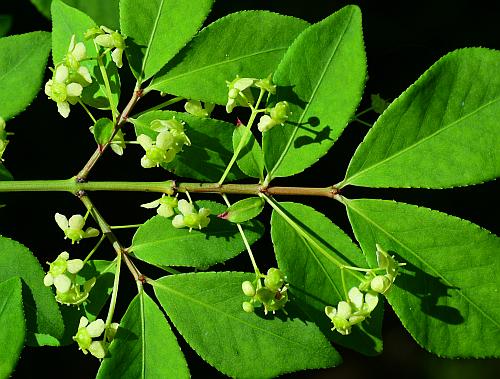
xmin=154 ymin=272 xmax=341 ymax=378
xmin=149 ymin=11 xmax=309 ymax=104
xmin=0 ymin=277 xmax=25 ymax=379
xmin=0 ymin=31 xmax=51 ymax=120
xmin=97 ymin=289 xmax=189 ymax=379
xmin=345 ymin=198 xmax=500 ymax=357
xmin=120 ymin=0 xmax=213 ymax=83
xmin=0 ymin=236 xmax=64 ymax=345
xmin=342 ymin=48 xmax=500 ymax=188
xmin=263 ymin=5 xmax=366 ymax=179
xmin=270 ymin=202 xmax=383 ymax=355
xmin=132 ymin=200 xmax=264 ymax=268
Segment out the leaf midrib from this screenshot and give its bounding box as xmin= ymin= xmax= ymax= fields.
xmin=151 ymin=47 xmax=286 ymax=88
xmin=139 ymin=0 xmax=166 ymax=83
xmin=269 ymin=8 xmax=354 ymax=178
xmin=347 ymin=200 xmax=500 ymax=329
xmin=344 ymin=96 xmax=500 ymax=185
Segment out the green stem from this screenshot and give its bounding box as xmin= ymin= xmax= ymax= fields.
xmin=217 ymin=89 xmax=265 ymax=186
xmin=354 ymin=118 xmax=373 ymax=128
xmin=260 ymin=193 xmax=363 ymax=281
xmin=103 ymin=249 xmax=121 ymax=342
xmin=82 ymin=235 xmax=106 ymax=265
xmin=110 ymin=224 xmax=143 ymax=230
xmin=78 ymin=100 xmax=97 ymax=123
xmin=95 ymin=42 xmax=117 ymax=123
xmin=0 ymin=179 xmax=339 ymax=198
xmin=354 ymin=107 xmax=374 ymax=118
xmin=221 ymin=194 xmax=261 ymax=276
xmin=131 ymin=96 xmax=184 ymax=119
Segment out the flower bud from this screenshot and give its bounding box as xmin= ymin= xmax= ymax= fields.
xmin=370 ymin=275 xmax=392 ymax=293
xmin=264 ymin=268 xmax=285 ymax=291
xmin=242 ymin=281 xmax=256 ymax=297
xmin=242 ymin=301 xmax=254 ymax=313
xmin=270 ymin=101 xmax=290 ymax=124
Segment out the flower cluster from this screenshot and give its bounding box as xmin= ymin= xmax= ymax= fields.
xmin=87 ymin=26 xmax=126 ymax=68
xmin=325 ymin=245 xmax=405 ymax=335
xmin=184 ymin=100 xmax=215 ymax=118
xmin=242 ymin=268 xmax=289 ymax=315
xmin=0 ymin=117 xmax=8 ymax=161
xmin=73 ymin=317 xmax=119 ymax=359
xmin=226 ymin=77 xmax=256 ymax=113
xmin=45 ymin=36 xmax=92 ymax=118
xmin=43 ymin=251 xmax=95 ymax=305
xmin=55 ymin=213 xmax=100 ymax=244
xmin=137 ymin=118 xmax=191 ymax=168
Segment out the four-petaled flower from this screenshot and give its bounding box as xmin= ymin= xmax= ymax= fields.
xmin=172 ymin=199 xmax=210 ymax=231
xmin=55 ymin=213 xmax=99 ymax=244
xmin=184 ymin=100 xmax=215 ymax=118
xmin=73 ymin=317 xmax=106 ymax=359
xmin=257 ymin=101 xmax=290 ymax=132
xmin=45 ymin=65 xmax=84 ymax=118
xmin=43 ymin=251 xmax=84 ymax=293
xmin=225 ymin=77 xmax=256 ymax=113
xmin=94 ymin=26 xmax=126 ymax=68
xmin=137 ymin=132 xmax=177 ymax=168
xmin=141 ymin=194 xmax=178 ymax=218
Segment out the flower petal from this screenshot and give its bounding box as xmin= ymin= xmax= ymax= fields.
xmin=336 ymin=301 xmax=352 ymax=319
xmin=86 ymin=319 xmax=105 ymax=338
xmin=84 ymin=227 xmax=100 ymax=238
xmin=69 ymin=214 xmax=85 ymax=230
xmin=137 ymin=134 xmax=153 ymax=150
xmin=57 ymin=101 xmax=70 ymax=118
xmin=78 ymin=66 xmax=92 ymax=84
xmin=55 ymin=65 xmax=69 ymax=83
xmin=348 ymin=287 xmax=364 ymax=310
xmin=88 ymin=340 xmax=106 ymax=359
xmin=43 ymin=273 xmax=54 ymax=287
xmin=172 ymin=215 xmax=185 ymax=229
xmin=54 ymin=274 xmax=72 ymax=293
xmin=72 ymin=42 xmax=86 ymax=61
xmin=156 ymin=131 xmax=174 ymax=150
xmin=140 ymin=155 xmax=156 ymax=168
xmin=66 ymin=83 xmax=83 ymax=97
xmin=111 ymin=48 xmax=123 ymax=68
xmin=141 ymin=199 xmax=161 ymax=209
xmin=55 ymin=213 xmax=69 ymax=230
xmin=67 ymin=259 xmax=84 ymax=274
xmin=177 ymin=199 xmax=194 ymax=215
xmin=157 ymin=204 xmax=174 ymax=218
xmin=79 ymin=316 xmax=89 ymax=328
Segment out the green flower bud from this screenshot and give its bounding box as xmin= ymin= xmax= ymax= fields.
xmin=370 ymin=274 xmax=392 ymax=293
xmin=255 ymin=74 xmax=276 ymax=94
xmin=270 ymin=101 xmax=290 ymax=124
xmin=242 ymin=301 xmax=255 ymax=313
xmin=242 ymin=281 xmax=256 ymax=297
xmin=264 ymin=268 xmax=285 ymax=291
xmin=256 ymin=287 xmax=275 ymax=304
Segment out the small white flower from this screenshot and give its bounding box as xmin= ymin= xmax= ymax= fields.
xmin=94 ymin=26 xmax=126 ymax=68
xmin=73 ymin=317 xmax=106 ymax=358
xmin=141 ymin=194 xmax=178 ymax=218
xmin=44 ymin=65 xmax=84 ymax=118
xmin=225 ymin=76 xmax=256 ymax=113
xmin=43 ymin=251 xmax=84 ymax=293
xmin=172 ymin=199 xmax=210 ymax=231
xmin=54 ymin=213 xmax=99 ymax=244
xmin=184 ymin=100 xmax=215 ymax=118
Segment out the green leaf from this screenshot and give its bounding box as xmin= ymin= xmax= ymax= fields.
xmin=31 ymin=0 xmax=120 ymax=29
xmin=120 ymin=0 xmax=213 ymax=83
xmin=345 ymin=198 xmax=500 ymax=357
xmin=0 ymin=32 xmax=51 ymax=120
xmin=0 ymin=236 xmax=64 ymax=345
xmin=97 ymin=289 xmax=189 ymax=379
xmin=270 ymin=201 xmax=383 ymax=356
xmin=233 ymin=126 xmax=265 ymax=180
xmin=132 ymin=200 xmax=264 ymax=268
xmin=59 ymin=260 xmax=116 ymax=345
xmin=342 ymin=48 xmax=500 ymax=188
xmin=263 ymin=5 xmax=366 ymax=179
xmin=0 ymin=277 xmax=25 ymax=379
xmin=51 ymin=0 xmax=120 ymax=109
xmin=93 ymin=118 xmax=114 ymax=145
xmin=154 ymin=272 xmax=341 ymax=378
xmin=220 ymin=197 xmax=265 ymax=224
xmin=149 ymin=11 xmax=309 ymax=104
xmin=0 ymin=164 xmax=13 ymax=181
xmin=133 ymin=110 xmax=244 ymax=182
xmin=0 ymin=14 xmax=12 ymax=37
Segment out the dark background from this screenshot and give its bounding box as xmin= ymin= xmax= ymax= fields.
xmin=0 ymin=0 xmax=499 ymax=378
